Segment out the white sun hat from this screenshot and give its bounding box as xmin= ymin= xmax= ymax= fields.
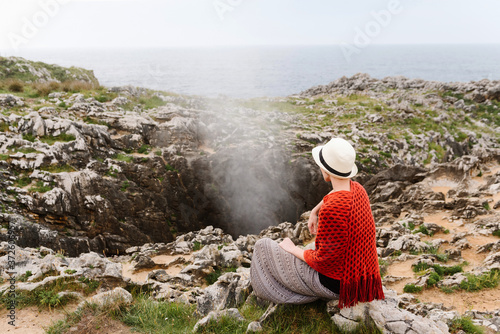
xmin=312 ymin=137 xmax=358 ymax=179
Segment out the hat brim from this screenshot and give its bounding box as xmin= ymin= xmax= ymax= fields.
xmin=312 ymin=146 xmax=358 ymax=179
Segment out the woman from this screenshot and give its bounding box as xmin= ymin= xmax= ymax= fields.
xmin=250 ymin=137 xmax=384 ymax=308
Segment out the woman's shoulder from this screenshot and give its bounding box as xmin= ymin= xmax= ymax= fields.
xmin=323 ymin=189 xmax=353 ymax=203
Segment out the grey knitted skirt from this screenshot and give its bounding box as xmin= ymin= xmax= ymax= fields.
xmin=250 ymin=238 xmax=339 ymax=304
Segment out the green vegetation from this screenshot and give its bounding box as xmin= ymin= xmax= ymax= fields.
xmin=427 ymin=272 xmax=442 ymax=287
xmin=459 ymin=269 xmax=500 ymax=292
xmin=40 ymin=133 xmax=76 ymax=145
xmin=83 ymin=116 xmax=110 ymax=127
xmin=403 ymin=284 xmax=422 ymax=293
xmin=0 ymin=275 xmax=99 ymax=310
xmin=205 ymin=266 xmax=238 ymax=285
xmin=440 ymin=286 xmax=459 ymax=294
xmin=137 ymin=144 xmax=150 ymax=154
xmin=193 ymin=241 xmax=202 ymax=251
xmin=449 ymin=316 xmax=484 ymax=334
xmin=493 ymin=230 xmax=500 ymax=238
xmin=17 ymin=271 xmax=33 ymax=282
xmin=22 ymin=133 xmax=36 ymax=142
xmin=403 ymin=117 xmax=441 ymax=135
xmin=29 ymin=180 xmax=54 ymax=193
xmin=113 ymin=153 xmax=133 ymax=163
xmin=14 ymin=176 xmax=32 ymax=188
xmin=414 ymin=225 xmax=434 ymax=236
xmin=138 ymin=95 xmax=167 ymax=110
xmin=48 ymin=292 xmax=382 ymax=334
xmin=412 ymin=263 xmax=463 ymax=276
xmin=41 ymin=164 xmax=75 ymax=173
xmin=390 ymin=250 xmax=402 ymax=257
xmin=16 ymin=147 xmax=39 ymax=154
xmin=455 ymin=131 xmax=468 ymax=142
xmin=0 ymin=56 xmax=99 ymax=85
xmin=165 ymin=163 xmax=178 ymax=173
xmin=106 ymin=167 xmax=119 ymax=178
xmin=120 ymin=180 xmax=130 ymax=192
xmin=428 ymin=142 xmax=446 ymax=162
xmin=0 ymin=121 xmax=9 ymax=132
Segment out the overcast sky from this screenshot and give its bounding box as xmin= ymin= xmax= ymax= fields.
xmin=0 ymin=0 xmax=499 ymax=51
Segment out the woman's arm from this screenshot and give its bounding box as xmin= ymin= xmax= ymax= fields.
xmin=279 ymin=238 xmax=305 ymax=261
xmin=308 ymin=199 xmax=324 ymax=235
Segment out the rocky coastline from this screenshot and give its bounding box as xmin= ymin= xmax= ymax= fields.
xmin=0 ymin=57 xmax=499 ymax=333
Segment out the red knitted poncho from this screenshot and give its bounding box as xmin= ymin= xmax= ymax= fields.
xmin=304 ymin=180 xmax=385 ymax=308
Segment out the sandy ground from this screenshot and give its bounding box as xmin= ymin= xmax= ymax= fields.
xmin=0 ymin=303 xmax=79 ymax=333
xmin=121 ymin=254 xmax=192 ymax=283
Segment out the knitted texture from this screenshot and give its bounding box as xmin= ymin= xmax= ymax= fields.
xmin=250 ymin=238 xmax=339 ymax=304
xmin=304 ymin=180 xmax=384 ymax=308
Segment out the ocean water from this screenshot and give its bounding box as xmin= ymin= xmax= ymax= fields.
xmin=3 ymin=44 xmax=500 ymax=98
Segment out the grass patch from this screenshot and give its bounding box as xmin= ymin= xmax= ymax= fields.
xmin=41 ymin=288 xmax=382 ymax=334
xmin=113 ymin=153 xmax=133 ymax=163
xmin=403 ymin=284 xmax=422 ymax=293
xmin=428 ymin=142 xmax=445 ymax=162
xmin=115 ymin=294 xmax=198 ymax=334
xmin=440 ymin=286 xmax=460 ymax=294
xmin=138 ymin=95 xmax=167 ymax=110
xmin=83 ymin=116 xmax=110 ymax=127
xmin=120 ymin=180 xmax=130 ymax=192
xmin=40 ymin=164 xmax=75 ymax=173
xmin=205 ymin=266 xmax=238 ymax=285
xmin=455 ymin=131 xmax=468 ymax=142
xmin=0 ymin=121 xmax=10 ymax=132
xmin=459 ymin=269 xmax=500 ymax=292
xmin=40 ymin=133 xmax=76 ymax=145
xmin=16 ymin=271 xmax=33 ymax=282
xmin=22 ymin=133 xmax=36 ymax=142
xmin=414 ymin=225 xmax=434 ymax=236
xmin=14 ymin=176 xmax=32 ymax=187
xmin=137 ymin=144 xmax=150 ymax=154
xmin=15 ymin=147 xmax=39 ymax=154
xmin=29 ymin=180 xmax=54 ymax=193
xmin=412 ymin=263 xmax=463 ymax=276
xmin=165 ymin=164 xmax=178 ymax=173
xmin=193 ymin=241 xmax=202 ymax=251
xmin=106 ymin=167 xmax=119 ymax=178
xmin=0 ymin=275 xmax=99 ymax=310
xmin=449 ymin=316 xmax=484 ymax=334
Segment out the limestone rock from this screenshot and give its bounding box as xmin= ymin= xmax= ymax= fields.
xmin=77 ymin=287 xmax=133 ymax=310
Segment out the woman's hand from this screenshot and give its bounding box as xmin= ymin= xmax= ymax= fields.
xmin=279 ymin=238 xmax=305 ymax=261
xmin=279 ymin=237 xmax=296 ymax=253
xmin=308 ymin=200 xmax=323 ymax=235
xmin=308 ymin=214 xmax=318 ymax=235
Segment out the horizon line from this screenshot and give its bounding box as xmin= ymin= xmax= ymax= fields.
xmin=1 ymin=42 xmax=500 ymax=52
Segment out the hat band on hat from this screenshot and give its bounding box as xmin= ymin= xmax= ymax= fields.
xmin=319 ymin=148 xmax=352 ymax=177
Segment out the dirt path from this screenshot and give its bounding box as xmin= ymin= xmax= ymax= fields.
xmin=0 ymin=303 xmax=79 ymax=333
xmin=417 ymin=288 xmax=500 ymax=314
